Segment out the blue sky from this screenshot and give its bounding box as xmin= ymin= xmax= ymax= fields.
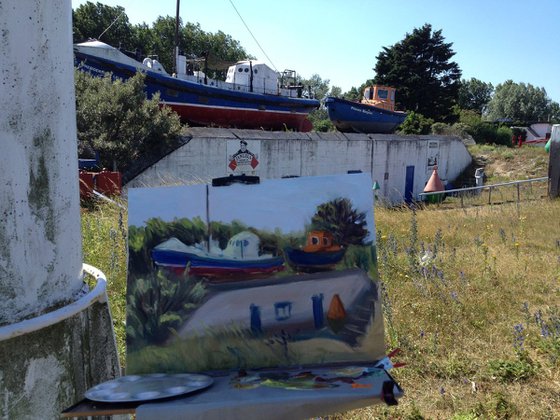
xmin=72 ymin=0 xmax=560 ymax=103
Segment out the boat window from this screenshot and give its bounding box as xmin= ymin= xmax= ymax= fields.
xmin=244 ymin=68 xmax=249 ymax=72
xmin=391 ymin=90 xmax=395 ymax=101
xmin=238 ymin=68 xmax=243 ymax=72
xmin=243 ymin=240 xmax=249 ymax=246
xmin=365 ymin=88 xmax=372 ymax=100
xmin=378 ymin=89 xmax=388 ymax=100
xmin=311 ymin=236 xmax=319 ymax=245
xmin=254 ymin=69 xmax=258 ymax=74
xmin=323 ymin=237 xmax=330 ymax=246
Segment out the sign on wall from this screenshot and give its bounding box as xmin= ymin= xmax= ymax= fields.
xmin=126 ymin=173 xmax=384 ymax=374
xmin=227 ymin=139 xmax=260 ymax=175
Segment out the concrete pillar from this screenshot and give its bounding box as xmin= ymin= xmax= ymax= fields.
xmin=0 ymin=2 xmax=120 ymax=418
xmin=1 ymin=0 xmax=83 ymax=324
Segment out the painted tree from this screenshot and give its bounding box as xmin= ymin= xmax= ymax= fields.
xmin=373 ymin=24 xmax=462 ymax=122
xmin=310 ymin=198 xmax=368 ymax=247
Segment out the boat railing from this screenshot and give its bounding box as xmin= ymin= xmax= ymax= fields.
xmin=417 ymin=176 xmax=549 ymax=209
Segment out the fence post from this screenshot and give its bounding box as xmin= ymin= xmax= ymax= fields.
xmin=488 ymin=187 xmax=492 ymax=205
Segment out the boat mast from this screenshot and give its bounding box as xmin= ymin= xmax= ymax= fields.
xmin=174 ymin=0 xmax=180 ymax=75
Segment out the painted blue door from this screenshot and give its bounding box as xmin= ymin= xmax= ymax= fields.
xmin=405 ymin=166 xmax=415 ymax=203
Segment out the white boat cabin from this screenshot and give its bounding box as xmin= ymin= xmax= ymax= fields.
xmin=362 ymin=85 xmax=397 ymax=112
xmin=225 ymin=61 xmax=279 ymax=94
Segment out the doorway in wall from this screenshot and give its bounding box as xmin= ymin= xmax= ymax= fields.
xmin=405 ymin=165 xmax=415 ymax=203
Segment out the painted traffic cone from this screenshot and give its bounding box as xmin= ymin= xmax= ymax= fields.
xmin=327 ymin=294 xmax=347 ymax=333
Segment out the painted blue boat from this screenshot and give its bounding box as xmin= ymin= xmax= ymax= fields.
xmin=284 ymin=231 xmax=346 ymax=272
xmin=324 ymin=85 xmax=406 ymax=134
xmin=284 ymin=248 xmax=346 ymax=272
xmin=152 ymin=233 xmax=284 ymax=279
xmin=74 ymin=41 xmax=319 ymax=132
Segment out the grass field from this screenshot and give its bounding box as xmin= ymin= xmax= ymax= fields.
xmin=81 ymin=144 xmax=560 ymax=418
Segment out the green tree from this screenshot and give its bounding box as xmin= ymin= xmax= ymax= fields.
xmin=310 ymin=198 xmax=368 ymax=247
xmin=486 ymin=80 xmax=559 ymax=123
xmin=373 ymin=24 xmax=462 ymax=122
xmin=75 ymin=71 xmax=183 ymax=175
xmin=458 ymin=78 xmax=494 ymax=114
xmin=73 ymin=2 xmax=134 ymax=50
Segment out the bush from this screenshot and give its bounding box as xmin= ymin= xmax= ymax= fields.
xmin=467 ymin=122 xmax=512 ymax=146
xmin=398 ymin=111 xmax=434 ymax=135
xmin=75 ymin=71 xmax=183 ymax=173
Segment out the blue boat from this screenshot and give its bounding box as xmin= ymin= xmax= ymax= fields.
xmin=284 ymin=231 xmax=346 ymax=272
xmin=74 ymin=41 xmax=319 ymax=132
xmin=324 ymin=85 xmax=406 ymax=134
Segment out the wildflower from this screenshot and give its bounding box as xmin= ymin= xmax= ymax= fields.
xmin=513 ymin=323 xmax=525 ymax=352
xmin=450 ymin=291 xmax=459 ymax=301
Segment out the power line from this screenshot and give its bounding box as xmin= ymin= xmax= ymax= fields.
xmin=228 ymin=0 xmax=278 ymax=72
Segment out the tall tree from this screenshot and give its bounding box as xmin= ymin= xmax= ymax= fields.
xmin=373 ymin=24 xmax=462 ymax=122
xmin=485 ymin=80 xmax=559 ymax=123
xmin=458 ymin=78 xmax=494 ymax=114
xmin=73 ymin=1 xmax=134 ymax=50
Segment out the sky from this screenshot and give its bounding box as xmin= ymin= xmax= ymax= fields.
xmin=72 ymin=0 xmax=560 ymax=103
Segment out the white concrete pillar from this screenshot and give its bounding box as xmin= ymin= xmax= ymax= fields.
xmin=0 ymin=0 xmax=82 ymax=323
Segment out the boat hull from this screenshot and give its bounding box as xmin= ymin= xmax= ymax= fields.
xmin=188 ymin=255 xmax=285 ymax=280
xmin=75 ymin=50 xmax=319 ymax=132
xmin=284 ymin=247 xmax=346 ymax=272
xmin=324 ymin=97 xmax=406 ymax=134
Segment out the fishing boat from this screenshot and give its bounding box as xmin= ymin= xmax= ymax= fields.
xmin=284 ymin=231 xmax=346 ymax=272
xmin=324 ymin=85 xmax=406 ymax=134
xmin=187 ymin=231 xmax=284 ymax=280
xmin=74 ymin=40 xmax=319 ymax=131
xmin=151 ymin=233 xmax=284 ymax=279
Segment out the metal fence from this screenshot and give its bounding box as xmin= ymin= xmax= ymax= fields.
xmin=418 ymin=177 xmax=549 ymax=208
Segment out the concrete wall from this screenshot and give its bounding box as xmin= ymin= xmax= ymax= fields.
xmin=0 ymin=2 xmax=120 ymax=418
xmin=0 ymin=0 xmax=82 ymax=324
xmin=128 ymin=128 xmax=472 ymax=204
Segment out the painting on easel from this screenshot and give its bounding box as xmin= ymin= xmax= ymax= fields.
xmin=126 ymin=173 xmax=384 ymax=373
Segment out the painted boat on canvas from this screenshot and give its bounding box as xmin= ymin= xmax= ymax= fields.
xmin=324 ymin=85 xmax=406 ymax=134
xmin=74 ymin=41 xmax=319 ymax=132
xmin=284 ymin=231 xmax=346 ymax=272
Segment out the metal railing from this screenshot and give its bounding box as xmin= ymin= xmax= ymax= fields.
xmin=418 ymin=177 xmax=549 ymax=208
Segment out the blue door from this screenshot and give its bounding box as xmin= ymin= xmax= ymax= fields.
xmin=405 ymin=166 xmax=415 ymax=203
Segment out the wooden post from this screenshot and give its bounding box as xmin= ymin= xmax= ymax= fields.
xmin=549 ymin=125 xmax=560 ymax=198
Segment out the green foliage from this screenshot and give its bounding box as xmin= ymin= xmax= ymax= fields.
xmin=373 ymin=24 xmax=462 ymax=122
xmin=431 ymin=122 xmax=470 ymax=138
xmin=466 ymin=121 xmax=512 ymax=146
xmin=126 ymin=270 xmax=207 ymax=349
xmin=75 ymin=70 xmax=182 ymax=173
xmin=398 ymin=111 xmax=434 ymax=135
xmin=307 ymin=108 xmax=334 ymax=132
xmin=310 ymin=198 xmax=368 ymax=247
xmin=486 ymin=80 xmax=559 ymax=124
xmin=458 ymin=78 xmax=494 ymax=114
xmin=487 ymin=354 xmax=539 ymax=383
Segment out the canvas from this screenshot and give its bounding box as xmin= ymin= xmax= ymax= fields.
xmin=126 ymin=173 xmax=385 ymax=373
